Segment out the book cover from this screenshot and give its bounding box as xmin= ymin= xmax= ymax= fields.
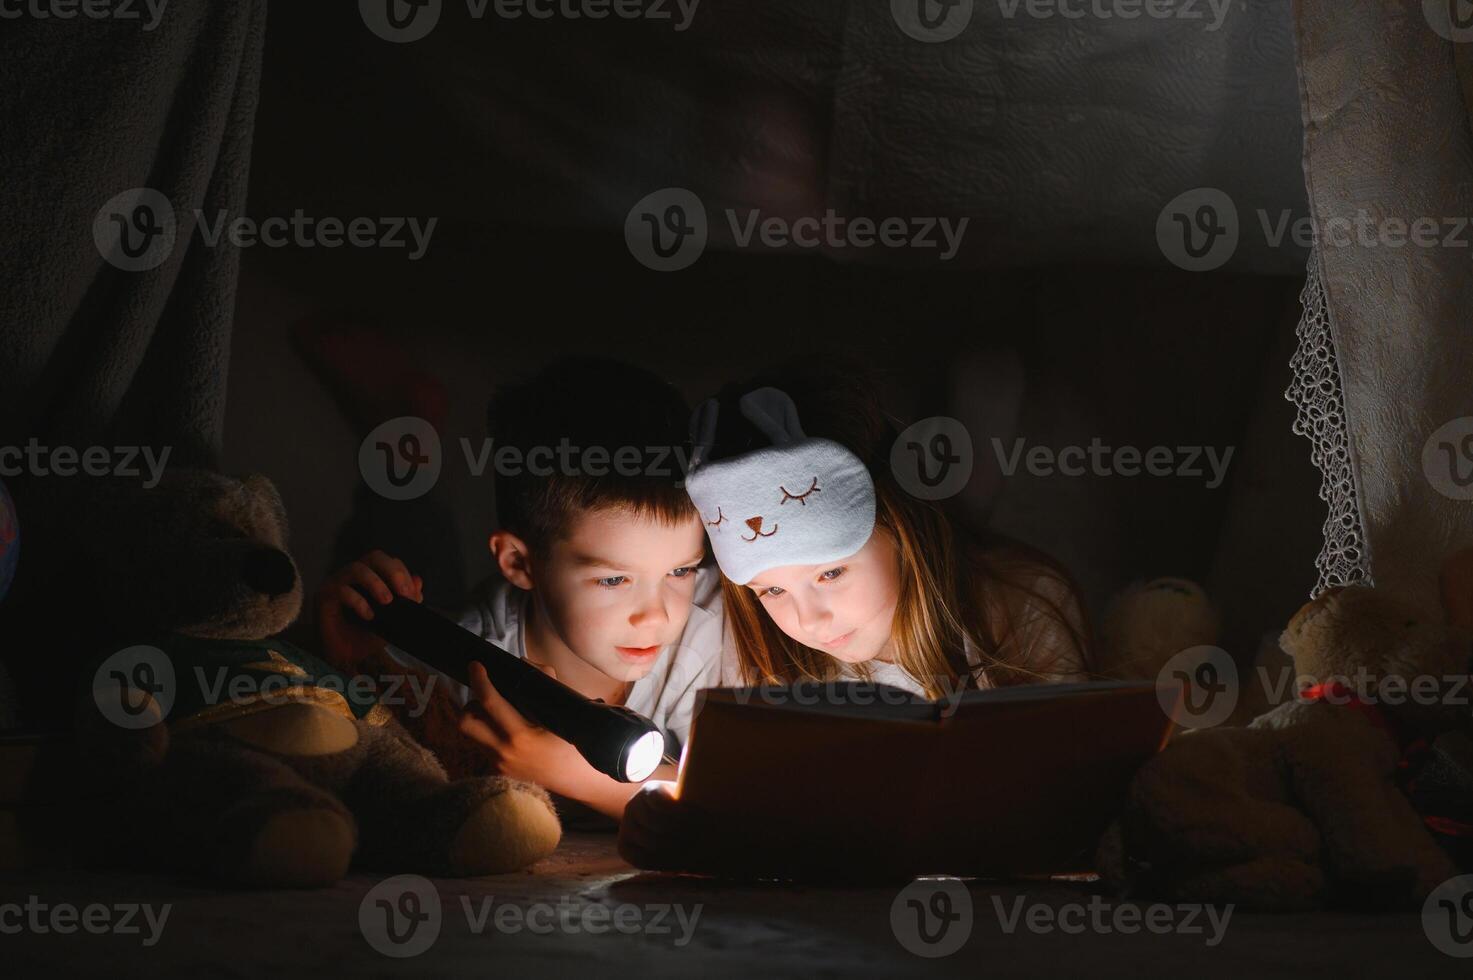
xmin=662 ymin=681 xmax=1173 ymax=880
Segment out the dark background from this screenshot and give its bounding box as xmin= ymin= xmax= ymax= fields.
xmin=225 ymin=2 xmax=1322 ymax=663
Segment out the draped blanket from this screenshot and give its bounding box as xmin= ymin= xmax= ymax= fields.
xmin=1288 ymin=1 xmax=1473 ymax=608
xmin=0 ymin=2 xmax=267 ymax=721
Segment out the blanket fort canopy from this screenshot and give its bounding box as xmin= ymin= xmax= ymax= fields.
xmin=0 ymin=0 xmax=1467 ymax=650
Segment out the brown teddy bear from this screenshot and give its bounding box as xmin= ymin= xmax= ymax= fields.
xmin=1098 ymin=551 xmax=1473 ymax=910
xmin=76 ymin=469 xmax=561 ymax=887
xmin=1098 ymin=577 xmax=1220 ymax=680
xmin=326 ymin=639 xmax=494 ymax=782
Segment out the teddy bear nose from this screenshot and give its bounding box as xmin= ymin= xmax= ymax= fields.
xmin=746 ymin=516 xmax=764 ymax=533
xmin=242 ymin=547 xmax=296 ymax=598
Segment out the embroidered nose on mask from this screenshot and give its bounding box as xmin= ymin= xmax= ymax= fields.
xmin=743 ymin=516 xmax=778 ymax=541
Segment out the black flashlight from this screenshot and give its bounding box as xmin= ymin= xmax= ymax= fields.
xmin=355 ymin=593 xmax=667 ymax=782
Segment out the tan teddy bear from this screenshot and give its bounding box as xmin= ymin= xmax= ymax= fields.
xmin=1098 ymin=551 xmax=1473 ymax=911
xmin=75 ymin=469 xmax=562 ymax=887
xmin=1098 ymin=577 xmax=1220 ymax=680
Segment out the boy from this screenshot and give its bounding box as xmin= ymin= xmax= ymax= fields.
xmin=316 ymin=357 xmax=723 ymax=819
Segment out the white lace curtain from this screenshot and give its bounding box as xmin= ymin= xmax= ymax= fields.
xmin=1285 ymin=247 xmax=1371 ymax=594
xmin=1286 ymin=1 xmax=1473 ymax=607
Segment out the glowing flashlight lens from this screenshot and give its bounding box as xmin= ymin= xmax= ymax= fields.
xmin=623 ymin=730 xmax=665 ymax=782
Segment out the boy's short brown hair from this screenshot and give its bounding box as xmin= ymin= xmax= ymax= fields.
xmin=488 ymin=356 xmax=696 ymax=551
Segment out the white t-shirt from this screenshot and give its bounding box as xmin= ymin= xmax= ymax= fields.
xmin=384 ymin=567 xmax=727 ymax=754
xmin=838 ymin=636 xmax=981 ymax=697
xmin=856 ymin=655 xmax=955 ymax=698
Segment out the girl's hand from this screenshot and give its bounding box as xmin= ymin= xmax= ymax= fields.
xmin=315 ymin=550 xmax=423 ymax=669
xmin=618 ymin=781 xmax=724 ymax=871
xmin=457 ymin=661 xmax=596 ymax=799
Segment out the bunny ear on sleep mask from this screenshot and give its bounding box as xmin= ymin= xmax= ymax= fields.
xmin=685 ymin=388 xmax=876 ymax=585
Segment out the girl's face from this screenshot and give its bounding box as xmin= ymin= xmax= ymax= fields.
xmin=744 ymin=528 xmax=901 ymax=664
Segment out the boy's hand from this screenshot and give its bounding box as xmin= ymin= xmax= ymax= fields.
xmin=315 ymin=549 xmax=424 ymax=669
xmin=457 ymin=661 xmax=596 ymax=799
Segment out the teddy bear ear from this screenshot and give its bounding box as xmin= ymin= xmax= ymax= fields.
xmin=1439 ymin=547 xmax=1473 ymax=632
xmin=240 ymin=473 xmax=284 ymax=510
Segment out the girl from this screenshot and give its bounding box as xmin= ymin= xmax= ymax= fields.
xmin=618 ymin=363 xmax=1096 ymax=869
xmin=686 ymin=364 xmax=1095 ymax=698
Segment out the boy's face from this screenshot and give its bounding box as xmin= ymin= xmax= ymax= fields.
xmin=531 ymin=508 xmax=707 ymax=683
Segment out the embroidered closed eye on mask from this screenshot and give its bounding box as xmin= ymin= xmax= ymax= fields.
xmin=685 ymin=387 xmax=877 ymax=586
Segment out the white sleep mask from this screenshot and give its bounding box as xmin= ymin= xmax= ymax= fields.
xmin=685 ymin=387 xmax=877 ymax=585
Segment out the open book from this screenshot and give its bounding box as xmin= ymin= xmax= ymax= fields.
xmin=656 ymin=680 xmax=1172 ymax=880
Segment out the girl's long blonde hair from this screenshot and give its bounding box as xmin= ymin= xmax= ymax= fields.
xmin=716 ymin=363 xmax=1095 ymax=698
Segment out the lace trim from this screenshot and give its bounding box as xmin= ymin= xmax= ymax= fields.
xmin=1285 ymin=246 xmax=1372 ymax=596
